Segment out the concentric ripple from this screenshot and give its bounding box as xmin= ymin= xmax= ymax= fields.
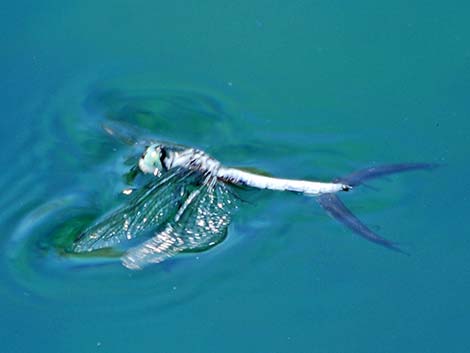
xmin=1 ymin=76 xmax=242 ymax=309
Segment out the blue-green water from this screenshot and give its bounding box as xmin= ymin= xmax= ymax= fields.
xmin=1 ymin=2 xmax=470 ymax=352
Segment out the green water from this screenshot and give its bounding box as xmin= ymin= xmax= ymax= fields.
xmin=1 ymin=1 xmax=470 ymax=352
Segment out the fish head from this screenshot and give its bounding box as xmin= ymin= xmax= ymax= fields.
xmin=138 ymin=144 xmax=165 ymax=176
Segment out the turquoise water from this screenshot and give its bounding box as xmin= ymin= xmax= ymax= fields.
xmin=2 ymin=1 xmax=470 ymax=352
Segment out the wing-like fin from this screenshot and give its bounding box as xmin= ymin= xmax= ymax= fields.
xmin=318 ymin=163 xmax=437 ymax=253
xmin=121 ymin=223 xmax=184 ymax=269
xmin=176 ymin=181 xmax=235 ymax=251
xmin=72 ymin=168 xmax=194 ymax=252
xmin=102 ymin=120 xmax=152 ymax=146
xmin=102 ymin=120 xmax=190 ymax=152
xmin=122 ymin=180 xmax=237 ymax=269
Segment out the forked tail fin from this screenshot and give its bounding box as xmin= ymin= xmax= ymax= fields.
xmin=317 ymin=163 xmax=438 ymax=254
xmin=334 ymin=163 xmax=438 ymax=186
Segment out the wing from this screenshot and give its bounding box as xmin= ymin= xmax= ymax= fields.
xmin=102 ymin=120 xmax=190 ymax=151
xmin=72 ymin=168 xmax=196 ymax=253
xmin=121 ymin=179 xmax=237 ymax=269
xmin=102 ymin=120 xmax=151 ymax=146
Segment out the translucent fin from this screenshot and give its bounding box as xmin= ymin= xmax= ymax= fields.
xmin=102 ymin=119 xmax=190 ymax=151
xmin=72 ymin=168 xmax=194 ymax=252
xmin=102 ymin=120 xmax=152 ymax=146
xmin=122 ymin=180 xmax=237 ymax=269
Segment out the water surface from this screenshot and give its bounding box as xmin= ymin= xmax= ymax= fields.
xmin=1 ymin=1 xmax=470 ymax=352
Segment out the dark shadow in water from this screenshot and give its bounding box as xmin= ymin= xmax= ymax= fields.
xmin=318 ymin=163 xmax=439 ymax=254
